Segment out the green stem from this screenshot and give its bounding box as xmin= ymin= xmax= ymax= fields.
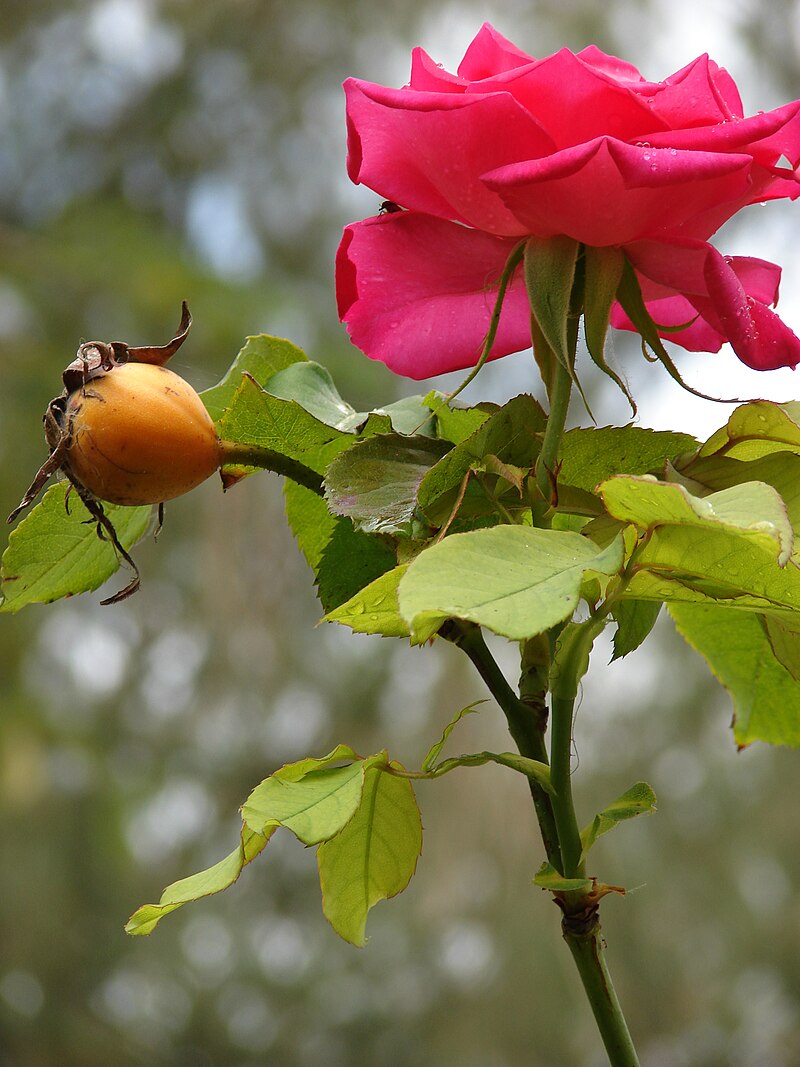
xmin=548 ymin=609 xmax=642 ymax=1064
xmin=451 ymin=615 xmax=641 ymax=1065
xmin=442 ymin=621 xmax=562 ymax=871
xmin=549 ymin=693 xmax=584 ymax=878
xmin=218 ymin=440 xmax=325 ymax=496
xmin=445 ymin=242 xmax=638 ymax=1064
xmin=564 ymin=923 xmax=641 ymax=1067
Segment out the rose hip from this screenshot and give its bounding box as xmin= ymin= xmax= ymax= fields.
xmin=65 ymin=362 xmax=222 ymax=506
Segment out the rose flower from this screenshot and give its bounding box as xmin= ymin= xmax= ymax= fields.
xmin=337 ymin=23 xmax=800 ymax=378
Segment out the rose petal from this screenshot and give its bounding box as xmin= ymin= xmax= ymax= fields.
xmin=610 ymin=296 xmax=726 ymax=352
xmin=703 ymin=248 xmax=800 ymax=370
xmin=576 ymin=45 xmax=644 ymax=84
xmin=709 ymin=64 xmax=744 ymax=119
xmin=344 ymin=78 xmax=554 ymax=234
xmin=336 ymin=213 xmax=530 ymax=379
xmin=612 ymin=243 xmax=789 ymax=359
xmin=648 ymin=55 xmax=736 ymax=127
xmin=646 ymin=100 xmax=800 ymax=167
xmin=469 ymin=49 xmax=667 ymax=147
xmin=626 ymin=238 xmax=781 ymax=303
xmin=457 ymin=23 xmax=535 ymax=80
xmin=408 ymin=48 xmax=465 ymax=93
xmin=668 ymin=164 xmax=800 ymax=242
xmin=483 ymin=138 xmax=752 ymax=245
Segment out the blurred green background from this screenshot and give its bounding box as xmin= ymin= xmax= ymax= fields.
xmin=3 ymin=1 xmax=800 ymax=1064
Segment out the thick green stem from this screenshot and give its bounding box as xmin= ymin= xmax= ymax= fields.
xmin=442 ymin=621 xmax=562 ymax=871
xmin=564 ymin=923 xmax=641 ymax=1067
xmin=451 ymin=616 xmax=641 ymax=1065
xmin=549 ymin=693 xmax=584 ymax=878
xmin=218 ymin=440 xmax=325 ymax=495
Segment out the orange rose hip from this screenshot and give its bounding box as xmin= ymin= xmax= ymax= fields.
xmin=64 ymin=362 xmax=223 ymax=506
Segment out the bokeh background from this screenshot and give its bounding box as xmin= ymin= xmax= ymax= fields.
xmin=3 ymin=1 xmax=800 ymax=1064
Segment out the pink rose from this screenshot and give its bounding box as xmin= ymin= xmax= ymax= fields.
xmin=336 ymin=23 xmax=800 ymax=378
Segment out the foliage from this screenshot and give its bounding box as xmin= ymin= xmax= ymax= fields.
xmin=9 ymin=326 xmax=800 ymax=968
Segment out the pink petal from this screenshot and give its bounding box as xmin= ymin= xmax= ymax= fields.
xmin=648 ymin=55 xmax=736 ymax=127
xmin=709 ymin=64 xmax=744 ymax=119
xmin=468 ymin=49 xmax=667 ymax=147
xmin=344 ymin=78 xmax=554 ymax=234
xmin=667 ymin=163 xmax=800 ymax=243
xmin=457 ymin=23 xmax=535 ymax=80
xmin=408 ymin=48 xmax=465 ymax=93
xmin=575 ymin=45 xmax=644 ymax=84
xmin=336 ymin=213 xmax=530 ymax=379
xmin=610 ymin=296 xmax=726 ymax=352
xmin=612 ymin=242 xmax=791 ymax=361
xmin=646 ymin=100 xmax=800 ymax=166
xmin=703 ymin=248 xmax=800 ymax=370
xmin=625 ymin=238 xmax=781 ymax=303
xmin=483 ymin=137 xmax=752 ymax=245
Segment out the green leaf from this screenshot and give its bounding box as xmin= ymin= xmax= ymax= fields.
xmin=375 ymin=395 xmax=437 ymax=437
xmin=324 ymin=434 xmax=450 ymax=536
xmin=430 ymin=750 xmax=554 ymax=793
xmin=670 ymin=604 xmax=800 ymax=747
xmin=398 ymin=525 xmax=624 ymax=641
xmin=1 ymin=484 xmax=151 ymax=612
xmin=559 ymin=427 xmax=697 ymax=494
xmin=217 ymin=373 xmax=350 ymax=475
xmin=318 ymin=764 xmax=422 ymax=946
xmin=423 ymin=392 xmax=496 ymax=444
xmin=202 ymin=334 xmax=307 ymax=422
xmin=316 ymin=518 xmax=398 ymax=612
xmin=580 ymin=782 xmax=657 ymax=858
xmin=283 ymin=482 xmax=397 ymax=613
xmin=417 ymin=394 xmax=546 ymax=525
xmin=533 ymin=862 xmax=592 ymax=894
xmin=284 ymin=481 xmax=336 ymax=575
xmin=265 ymin=364 xmax=425 ymax=435
xmin=600 ymin=475 xmax=793 ymax=567
xmin=698 ymin=400 xmax=800 ymax=461
xmin=524 ymin=235 xmax=580 ymax=370
xmin=125 ymin=826 xmax=271 ymax=936
xmin=324 ymin=565 xmax=441 ymax=643
xmin=601 ymin=475 xmax=800 ymax=614
xmin=265 ymin=361 xmax=365 ymax=431
xmin=422 ymin=701 xmax=485 ymax=772
xmin=675 ymin=451 xmax=800 ymax=571
xmin=611 ymin=600 xmax=662 ymax=660
xmin=762 ymin=615 xmax=800 ymax=682
xmin=324 ymin=565 xmax=411 ymax=637
xmin=242 ymin=747 xmax=385 ymax=845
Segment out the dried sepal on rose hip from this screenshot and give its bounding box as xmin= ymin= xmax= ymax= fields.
xmin=8 ymin=304 xmax=223 ymax=604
